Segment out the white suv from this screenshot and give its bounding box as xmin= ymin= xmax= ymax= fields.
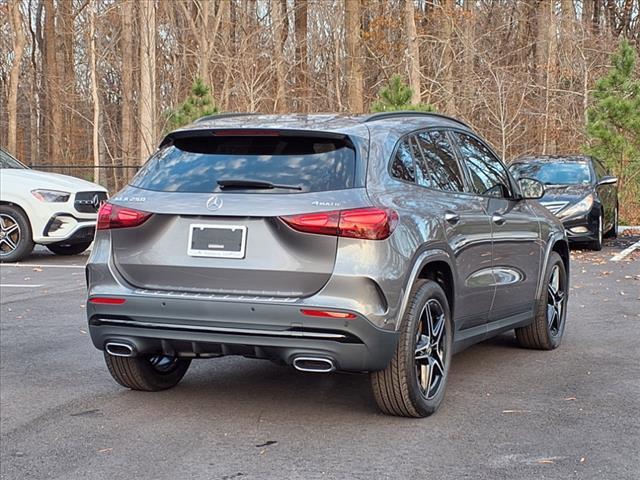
xmin=0 ymin=148 xmax=108 ymax=262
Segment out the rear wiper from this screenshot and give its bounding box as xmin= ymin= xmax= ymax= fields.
xmin=217 ymin=179 xmax=302 ymax=191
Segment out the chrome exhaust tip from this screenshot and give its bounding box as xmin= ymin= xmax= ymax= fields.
xmin=293 ymin=356 xmax=336 ymax=373
xmin=105 ymin=342 xmax=136 ymax=358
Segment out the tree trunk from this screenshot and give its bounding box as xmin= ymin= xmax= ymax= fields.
xmin=58 ymin=0 xmax=75 ymax=164
xmin=271 ymin=0 xmax=287 ymax=113
xmin=139 ymin=0 xmax=156 ymax=164
xmin=405 ymin=0 xmax=421 ymax=104
xmin=537 ymin=0 xmax=557 ymax=154
xmin=7 ymin=0 xmax=26 ymax=156
xmin=345 ymin=0 xmax=363 ymax=113
xmin=295 ymin=0 xmax=308 ymax=112
xmin=89 ymin=0 xmax=100 ymax=185
xmin=43 ymin=0 xmax=62 ymax=165
xmin=121 ymin=0 xmax=135 ymax=185
xmin=441 ymin=0 xmax=456 ymax=114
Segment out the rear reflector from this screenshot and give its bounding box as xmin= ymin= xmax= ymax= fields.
xmin=97 ymin=203 xmax=152 ymax=230
xmin=300 ymin=309 xmax=356 ymax=319
xmin=280 ymin=207 xmax=398 ymax=240
xmin=88 ymin=297 xmax=126 ymax=305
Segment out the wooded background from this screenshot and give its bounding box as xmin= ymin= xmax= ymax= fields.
xmin=1 ymin=0 xmax=639 ymax=217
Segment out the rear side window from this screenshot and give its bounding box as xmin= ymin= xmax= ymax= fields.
xmin=131 ymin=135 xmax=356 ymax=193
xmin=391 ymin=139 xmax=416 ymax=182
xmin=414 ymin=131 xmax=464 ymax=192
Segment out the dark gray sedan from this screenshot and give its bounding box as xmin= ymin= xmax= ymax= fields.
xmin=510 ymin=155 xmax=618 ymax=250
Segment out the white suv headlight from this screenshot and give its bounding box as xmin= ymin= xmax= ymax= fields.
xmin=31 ymin=189 xmax=71 ymax=202
xmin=558 ymin=194 xmax=594 ymax=219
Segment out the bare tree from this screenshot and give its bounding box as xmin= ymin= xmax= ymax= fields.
xmin=139 ymin=0 xmax=156 ymax=164
xmin=404 ymin=0 xmax=421 ymax=104
xmin=345 ymin=0 xmax=363 ymax=113
xmin=7 ymin=0 xmax=26 ymax=155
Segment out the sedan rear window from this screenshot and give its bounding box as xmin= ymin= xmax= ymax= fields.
xmin=131 ymin=135 xmax=356 ymax=193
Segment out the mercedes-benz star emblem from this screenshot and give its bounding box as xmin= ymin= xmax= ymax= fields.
xmin=206 ymin=195 xmax=223 ymax=211
xmin=91 ymin=194 xmax=101 ymax=210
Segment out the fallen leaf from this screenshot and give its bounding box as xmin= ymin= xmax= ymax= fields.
xmin=580 ymin=457 xmax=586 ymax=463
xmin=537 ymin=459 xmax=554 ymax=464
xmin=564 ymin=396 xmax=577 ymax=401
xmin=32 ymin=267 xmax=43 ymax=272
xmin=97 ymin=448 xmax=113 ymax=454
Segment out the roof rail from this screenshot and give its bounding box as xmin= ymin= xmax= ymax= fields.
xmin=362 ymin=111 xmax=471 ymax=129
xmin=194 ymin=113 xmax=257 ymax=124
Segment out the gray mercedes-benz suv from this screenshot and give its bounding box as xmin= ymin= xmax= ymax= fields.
xmin=86 ymin=112 xmax=569 ymax=417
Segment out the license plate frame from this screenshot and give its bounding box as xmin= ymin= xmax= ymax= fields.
xmin=187 ymin=224 xmax=247 ymax=259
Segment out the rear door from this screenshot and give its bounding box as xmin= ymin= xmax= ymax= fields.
xmin=450 ymin=131 xmax=542 ymax=322
xmin=410 ymin=130 xmax=495 ymax=330
xmin=110 ymin=132 xmax=366 ymax=298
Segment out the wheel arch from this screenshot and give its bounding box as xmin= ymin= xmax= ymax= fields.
xmin=417 ymin=260 xmax=455 ymax=320
xmin=536 ymin=233 xmax=570 ymax=300
xmin=395 ymin=249 xmax=456 ymax=330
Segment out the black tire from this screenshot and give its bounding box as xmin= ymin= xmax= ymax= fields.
xmin=516 ymin=251 xmax=567 ymax=350
xmin=46 ymin=241 xmax=92 ymax=256
xmin=604 ymin=205 xmax=618 ymax=239
xmin=370 ymin=280 xmax=453 ymax=417
xmin=104 ymin=352 xmax=191 ymax=391
xmin=0 ymin=205 xmax=34 ymax=263
xmin=589 ymin=213 xmax=603 ymax=251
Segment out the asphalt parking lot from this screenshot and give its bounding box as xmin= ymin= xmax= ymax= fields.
xmin=1 ymin=237 xmax=639 ymax=480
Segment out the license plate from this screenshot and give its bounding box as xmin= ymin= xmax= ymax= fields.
xmin=187 ymin=224 xmax=247 ymax=259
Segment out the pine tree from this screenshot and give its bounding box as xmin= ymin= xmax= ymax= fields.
xmin=371 ymin=75 xmax=435 ymax=113
xmin=585 ymin=40 xmax=640 ymax=221
xmin=166 ymin=78 xmax=219 ymax=131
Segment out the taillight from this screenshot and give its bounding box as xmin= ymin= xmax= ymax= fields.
xmin=97 ymin=203 xmax=152 ymax=230
xmin=280 ymin=207 xmax=398 ymax=240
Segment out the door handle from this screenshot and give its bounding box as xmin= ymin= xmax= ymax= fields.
xmin=492 ymin=214 xmax=506 ymax=225
xmin=444 ymin=212 xmax=460 ymax=225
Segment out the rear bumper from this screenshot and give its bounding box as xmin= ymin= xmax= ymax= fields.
xmin=87 ymin=296 xmax=398 ymax=372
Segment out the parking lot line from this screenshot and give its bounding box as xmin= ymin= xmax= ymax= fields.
xmin=0 ymin=284 xmax=44 ymax=288
xmin=610 ymin=239 xmax=640 ymax=262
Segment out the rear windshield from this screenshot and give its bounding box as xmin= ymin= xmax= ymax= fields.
xmin=130 ymin=135 xmax=356 ymax=193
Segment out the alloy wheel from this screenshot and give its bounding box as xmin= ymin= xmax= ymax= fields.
xmin=546 ymin=265 xmax=566 ymax=336
xmin=0 ymin=214 xmax=21 ymax=257
xmin=414 ymin=299 xmax=448 ymax=400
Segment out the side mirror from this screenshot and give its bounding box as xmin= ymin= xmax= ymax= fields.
xmin=518 ymin=178 xmax=545 ymax=200
xmin=598 ymin=176 xmax=618 ymax=186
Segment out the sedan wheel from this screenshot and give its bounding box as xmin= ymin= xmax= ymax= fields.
xmin=589 ymin=214 xmax=603 ymax=251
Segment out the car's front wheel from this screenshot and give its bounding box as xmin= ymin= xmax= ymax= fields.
xmin=0 ymin=205 xmax=34 ymax=263
xmin=605 ymin=205 xmax=618 ymax=239
xmin=589 ymin=214 xmax=603 ymax=251
xmin=104 ymin=352 xmax=191 ymax=391
xmin=370 ymin=280 xmax=452 ymax=417
xmin=515 ymin=251 xmax=567 ymax=350
xmin=46 ymin=241 xmax=92 ymax=256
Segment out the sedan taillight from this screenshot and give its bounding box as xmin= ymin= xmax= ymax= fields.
xmin=280 ymin=207 xmax=398 ymax=240
xmin=97 ymin=203 xmax=152 ymax=230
